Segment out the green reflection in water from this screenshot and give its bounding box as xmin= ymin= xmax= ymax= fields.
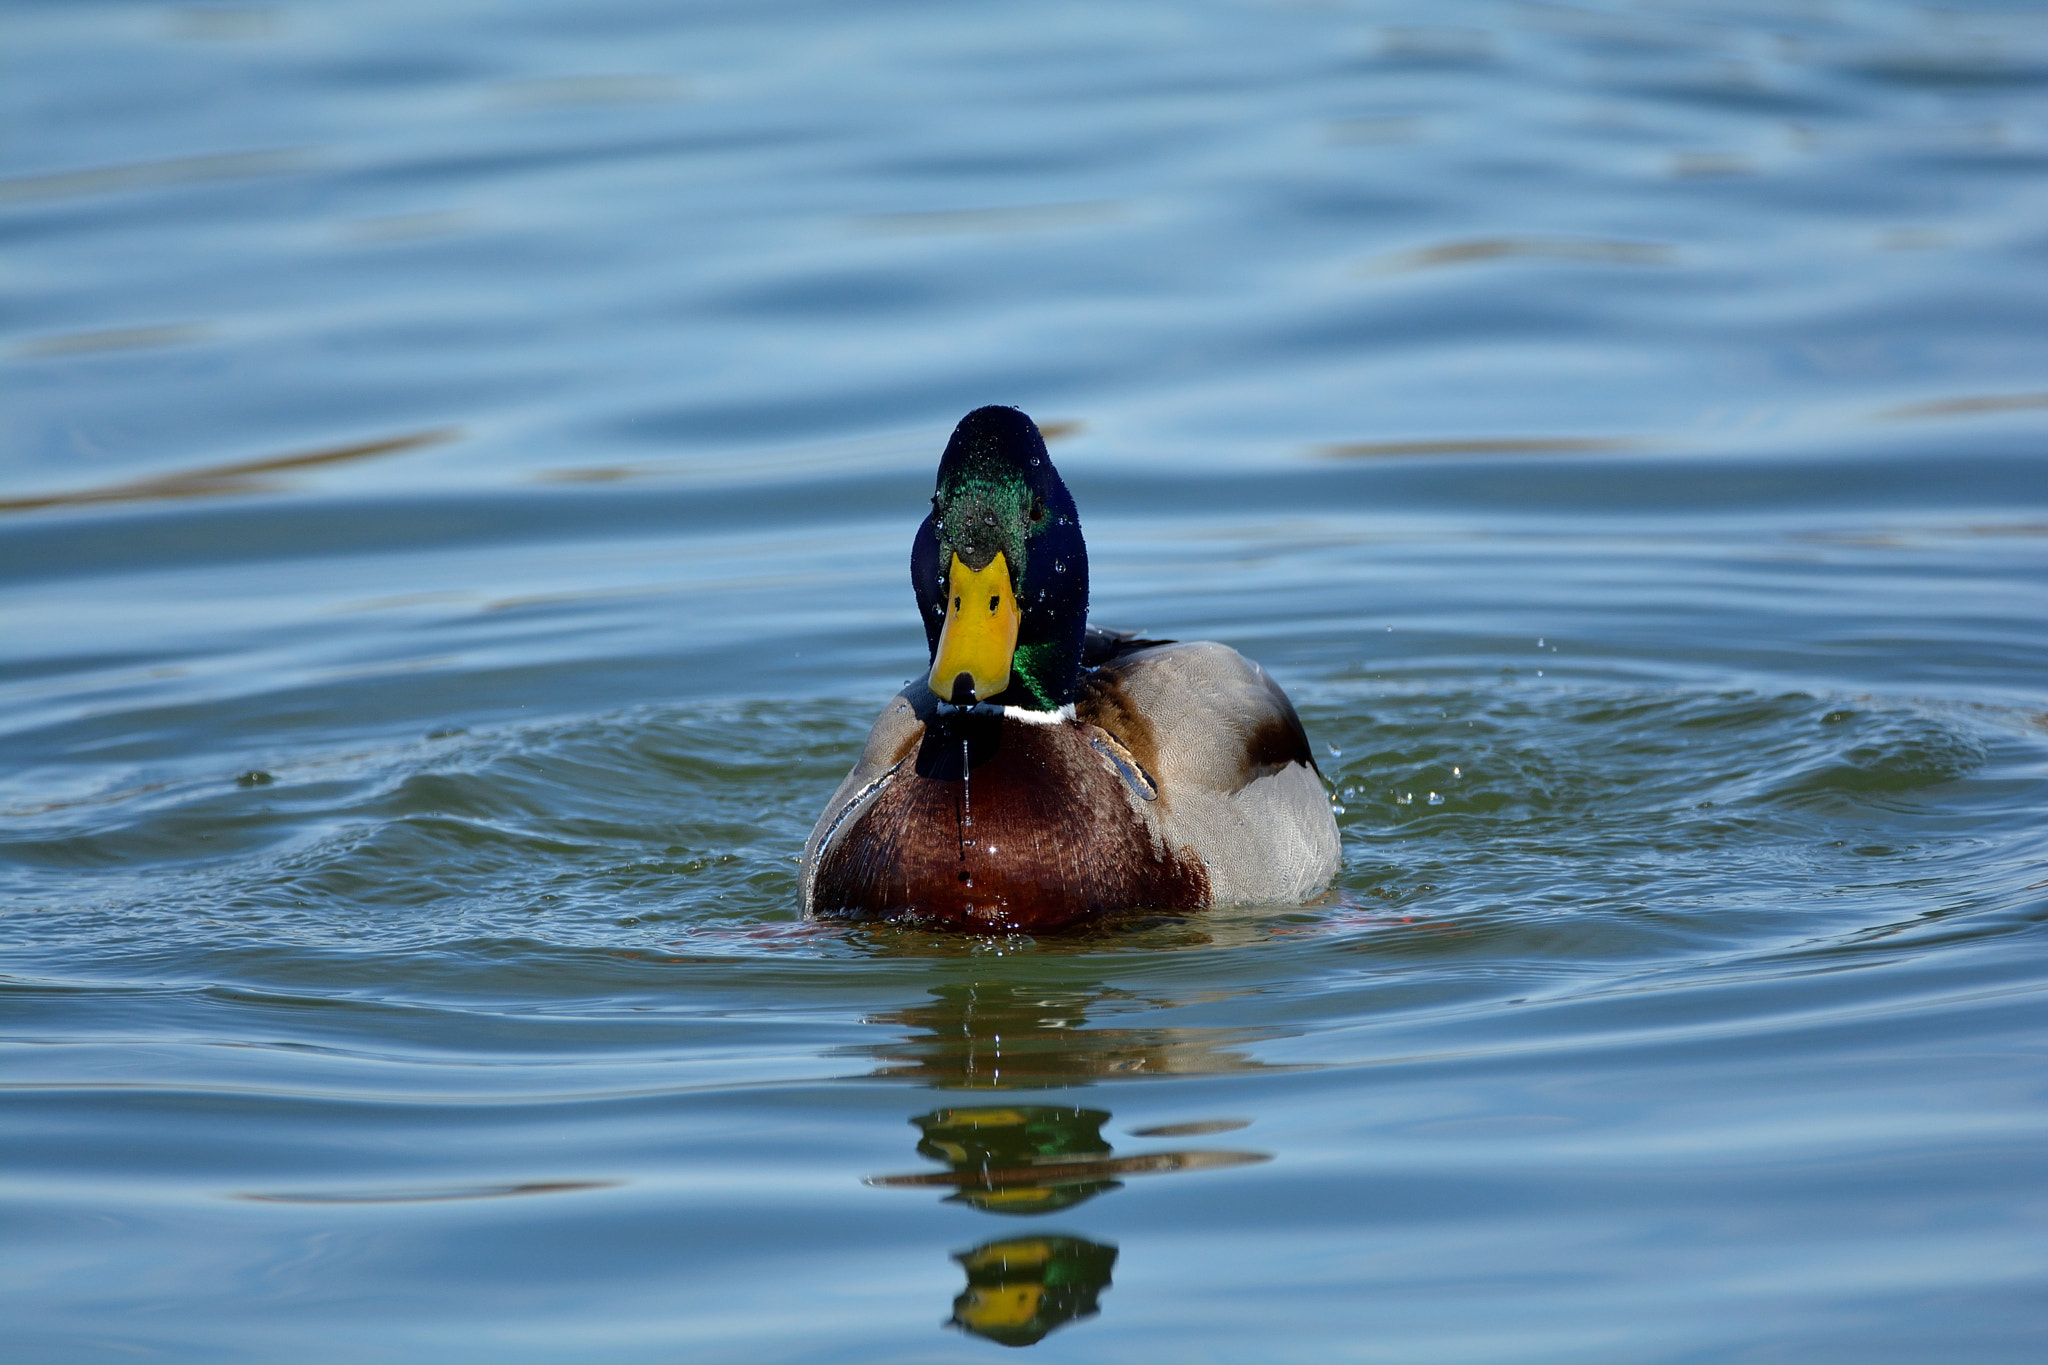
xmin=913 ymin=1105 xmax=1118 ymax=1215
xmin=949 ymin=1235 xmax=1119 ymax=1348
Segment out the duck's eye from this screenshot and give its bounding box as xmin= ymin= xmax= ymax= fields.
xmin=1030 ymin=496 xmax=1045 ymax=523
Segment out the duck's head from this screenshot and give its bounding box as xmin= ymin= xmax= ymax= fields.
xmin=913 ymin=406 xmax=1089 ymax=711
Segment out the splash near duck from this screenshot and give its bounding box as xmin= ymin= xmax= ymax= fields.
xmin=802 ymin=406 xmax=1340 ymax=930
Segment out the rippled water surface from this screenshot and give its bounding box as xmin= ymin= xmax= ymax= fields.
xmin=6 ymin=1 xmax=2048 ymax=1360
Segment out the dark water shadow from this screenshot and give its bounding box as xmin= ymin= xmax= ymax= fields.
xmin=0 ymin=428 xmax=457 ymax=514
xmin=1318 ymin=435 xmax=1641 ymax=459
xmin=0 ymin=148 xmax=313 ymax=205
xmin=1361 ymin=236 xmax=1674 ymax=274
xmin=849 ymin=978 xmax=1300 ymax=1086
xmin=236 ymin=1179 xmax=615 ymax=1204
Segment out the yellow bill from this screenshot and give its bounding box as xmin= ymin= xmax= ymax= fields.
xmin=930 ymin=551 xmax=1020 ymax=703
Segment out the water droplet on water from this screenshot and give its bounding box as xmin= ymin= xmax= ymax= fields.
xmin=1395 ymin=792 xmax=1413 ymax=805
xmin=1452 ymin=766 xmax=1461 ymax=777
xmin=1325 ymin=742 xmax=1342 ymax=758
xmin=1428 ymin=792 xmax=1444 ymax=805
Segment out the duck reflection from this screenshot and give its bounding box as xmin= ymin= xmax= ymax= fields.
xmin=859 ymin=979 xmax=1289 ymax=1088
xmin=949 ymin=1235 xmax=1118 ymax=1347
xmin=868 ymin=1102 xmax=1267 ymax=1346
xmin=858 ymin=980 xmax=1275 ymax=1347
xmin=869 ymin=1104 xmax=1266 ymax=1213
xmin=864 ymin=1105 xmax=1261 ymax=1211
xmin=907 ymin=1105 xmax=1116 ymax=1214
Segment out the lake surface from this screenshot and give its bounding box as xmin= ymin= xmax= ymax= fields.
xmin=5 ymin=0 xmax=2048 ymax=1359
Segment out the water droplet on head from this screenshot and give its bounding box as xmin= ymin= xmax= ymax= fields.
xmin=1054 ymin=560 xmax=1066 ymax=572
xmin=985 ymin=513 xmax=996 ymax=525
xmin=1030 ymin=456 xmax=1041 ymax=466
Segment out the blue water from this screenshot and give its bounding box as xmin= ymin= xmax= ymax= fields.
xmin=5 ymin=1 xmax=2048 ymax=1360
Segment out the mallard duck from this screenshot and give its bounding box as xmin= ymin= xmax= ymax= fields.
xmin=801 ymin=406 xmax=1339 ymax=930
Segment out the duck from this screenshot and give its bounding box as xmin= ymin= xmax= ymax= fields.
xmin=801 ymin=405 xmax=1340 ymax=931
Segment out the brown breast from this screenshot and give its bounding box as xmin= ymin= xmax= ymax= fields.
xmin=811 ymin=711 xmax=1209 ymax=930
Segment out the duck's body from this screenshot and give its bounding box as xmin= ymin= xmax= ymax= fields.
xmin=801 ymin=407 xmax=1339 ymax=931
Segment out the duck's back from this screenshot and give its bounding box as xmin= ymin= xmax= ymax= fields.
xmin=1078 ymin=642 xmax=1339 ymax=906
